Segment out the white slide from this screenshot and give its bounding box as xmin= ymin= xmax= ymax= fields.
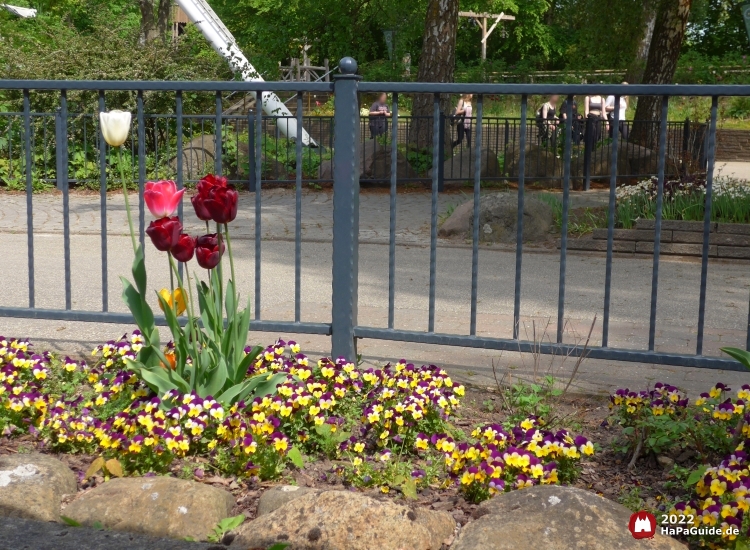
xmin=176 ymin=0 xmax=315 ymax=146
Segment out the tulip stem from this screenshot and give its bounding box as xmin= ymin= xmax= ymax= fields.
xmin=168 ymin=253 xmax=176 ymax=317
xmin=216 ymin=223 xmax=224 ymax=322
xmin=168 ymin=254 xmax=200 ymax=385
xmin=118 ymin=146 xmax=137 ymax=253
xmin=224 ymin=223 xmax=237 ymax=290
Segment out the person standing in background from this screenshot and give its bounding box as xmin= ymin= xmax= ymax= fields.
xmin=560 ymin=96 xmax=584 ymax=145
xmin=368 ymin=93 xmax=391 ymax=139
xmin=584 ymin=93 xmax=607 ymax=145
xmin=606 ymin=83 xmax=629 ymax=141
xmin=451 ymin=94 xmax=473 ymax=149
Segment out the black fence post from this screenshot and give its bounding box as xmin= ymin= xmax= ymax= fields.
xmin=438 ymin=113 xmax=445 ymax=192
xmin=503 ymin=119 xmax=510 ymax=173
xmin=247 ymin=115 xmax=256 ymax=192
xmin=682 ymin=117 xmax=690 ymax=175
xmin=331 ymin=57 xmax=362 ymax=360
xmin=55 ymin=107 xmax=68 ymax=191
xmin=583 ymin=116 xmax=592 ymax=191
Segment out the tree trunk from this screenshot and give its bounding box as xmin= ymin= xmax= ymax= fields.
xmin=624 ymin=0 xmax=658 ymax=84
xmin=139 ymin=0 xmax=172 ymax=43
xmin=157 ymin=0 xmax=172 ymax=41
xmin=631 ymin=0 xmax=692 ymax=147
xmin=409 ymin=0 xmax=459 ymax=149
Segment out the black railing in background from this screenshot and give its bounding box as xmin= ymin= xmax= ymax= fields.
xmin=0 ymin=111 xmax=707 ymax=192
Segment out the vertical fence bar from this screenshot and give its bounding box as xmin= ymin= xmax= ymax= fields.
xmin=23 ymin=90 xmax=34 ymax=309
xmin=583 ymin=116 xmax=592 ymax=191
xmin=428 ymin=93 xmax=440 ymax=333
xmin=176 ymin=91 xmax=184 ymax=280
xmin=98 ymin=91 xmax=109 ymax=312
xmin=512 ymin=96 xmax=528 ymax=339
xmin=330 ymin=58 xmax=362 ymax=359
xmin=556 ymin=96 xmax=573 ymax=343
xmin=696 ymin=96 xmax=719 ymax=356
xmin=215 ymin=91 xmax=222 ymax=176
xmin=437 ymin=114 xmax=445 ymax=192
xmin=247 ymin=114 xmax=255 ymax=191
xmin=602 ymin=94 xmax=620 ymax=347
xmin=136 ymin=91 xmax=146 ymax=251
xmin=255 ymin=92 xmax=263 ymax=320
xmin=59 ymin=90 xmax=72 ymax=310
xmin=295 ymin=92 xmax=303 ymax=323
xmin=469 ymin=95 xmax=483 ymax=336
xmin=388 ymin=93 xmax=399 ymax=329
xmin=648 ymin=96 xmax=670 ymax=351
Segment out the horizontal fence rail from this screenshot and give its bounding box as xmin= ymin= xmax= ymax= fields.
xmin=0 ymin=59 xmax=749 ymax=373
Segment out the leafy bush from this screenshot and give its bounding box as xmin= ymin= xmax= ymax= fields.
xmin=615 ymin=176 xmax=750 ymax=228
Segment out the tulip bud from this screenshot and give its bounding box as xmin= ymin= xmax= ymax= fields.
xmin=195 ymin=233 xmax=225 ymax=270
xmin=99 ymin=110 xmax=132 ymax=147
xmin=171 ymin=234 xmax=196 ymax=262
xmin=146 ymin=217 xmax=182 ymax=252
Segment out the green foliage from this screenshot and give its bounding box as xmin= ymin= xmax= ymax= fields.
xmin=207 ymin=514 xmax=246 ymax=543
xmin=723 ymin=347 xmax=750 ymax=370
xmin=120 ymin=243 xmax=287 ymax=406
xmin=499 ymin=375 xmax=562 ymax=425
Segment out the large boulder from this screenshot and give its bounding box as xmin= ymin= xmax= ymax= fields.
xmin=578 ymin=142 xmax=669 ymax=179
xmin=440 ymin=193 xmax=553 ymax=243
xmin=319 ymin=140 xmax=418 ymax=182
xmin=62 ymin=477 xmax=235 ymax=541
xmin=0 ymin=454 xmax=77 ymax=522
xmin=452 ymin=485 xmax=684 ymax=550
xmin=504 ymin=144 xmax=563 ymax=180
xmin=256 ymin=485 xmax=319 ymax=517
xmin=430 ymin=147 xmax=502 ymax=182
xmin=230 ymin=490 xmax=454 ymax=550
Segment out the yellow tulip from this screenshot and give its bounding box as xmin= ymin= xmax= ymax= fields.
xmin=158 ymin=288 xmax=187 ymax=316
xmin=99 ymin=110 xmax=132 ymax=147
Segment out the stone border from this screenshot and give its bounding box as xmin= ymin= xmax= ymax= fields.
xmin=565 ymin=219 xmax=750 ymax=259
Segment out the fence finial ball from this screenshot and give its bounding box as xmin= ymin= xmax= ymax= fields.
xmin=338 ymin=57 xmax=358 ymax=75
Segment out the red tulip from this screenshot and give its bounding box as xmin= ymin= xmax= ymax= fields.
xmin=195 ymin=233 xmax=225 ymax=269
xmin=171 ymin=234 xmax=196 ymax=262
xmin=204 ymin=186 xmax=239 ymax=224
xmin=146 ymin=217 xmax=182 ymax=252
xmin=192 ymin=174 xmax=228 ymax=221
xmin=144 ymin=180 xmax=184 ymax=218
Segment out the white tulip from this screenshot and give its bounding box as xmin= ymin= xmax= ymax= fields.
xmin=99 ymin=110 xmax=132 ymax=147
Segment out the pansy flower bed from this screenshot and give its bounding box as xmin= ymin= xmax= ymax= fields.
xmin=0 ymin=333 xmax=595 ymax=505
xmin=609 ymin=382 xmax=750 ymax=547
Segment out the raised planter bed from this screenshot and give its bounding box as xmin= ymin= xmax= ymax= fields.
xmin=564 ymin=219 xmax=750 ymax=259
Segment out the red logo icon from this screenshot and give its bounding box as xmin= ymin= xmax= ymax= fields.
xmin=628 ymin=511 xmax=656 ymax=539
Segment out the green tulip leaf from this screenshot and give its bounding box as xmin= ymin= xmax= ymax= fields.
xmin=203 ymin=357 xmax=228 ymax=399
xmin=721 ymin=347 xmax=750 ymax=370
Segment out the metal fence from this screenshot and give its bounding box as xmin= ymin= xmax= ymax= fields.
xmin=0 ymin=110 xmax=705 ymax=191
xmin=0 ymin=57 xmax=749 ymax=372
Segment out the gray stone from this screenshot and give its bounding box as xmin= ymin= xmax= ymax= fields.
xmin=440 ymin=193 xmax=553 ymax=243
xmin=505 ymin=144 xmax=563 ymax=180
xmin=453 ymin=485 xmax=683 ymax=550
xmin=231 ymin=490 xmax=454 ymax=550
xmin=657 ymin=455 xmax=675 ymax=470
xmin=0 ymin=453 xmax=77 ymax=522
xmin=360 ymin=140 xmax=419 ymax=181
xmin=584 ymin=143 xmax=669 ymax=179
xmin=438 ymin=200 xmax=474 ymax=237
xmin=256 ymin=485 xmax=319 ymax=516
xmin=0 ymin=515 xmax=215 ymax=550
xmin=431 ymin=147 xmax=502 ymax=182
xmin=472 ymin=193 xmax=553 ymax=243
xmin=63 ymin=476 xmax=235 ymax=542
xmin=635 ymin=219 xmax=716 ymax=232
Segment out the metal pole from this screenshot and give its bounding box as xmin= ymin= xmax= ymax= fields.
xmin=330 ymin=57 xmax=362 ymax=360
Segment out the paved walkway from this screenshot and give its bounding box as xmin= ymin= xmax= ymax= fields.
xmin=1 ymin=188 xmax=748 ymax=397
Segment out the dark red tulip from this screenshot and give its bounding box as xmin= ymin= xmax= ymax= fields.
xmin=204 ymin=186 xmax=239 ymax=224
xmin=171 ymin=234 xmax=196 ymax=262
xmin=192 ymin=174 xmax=228 ymax=221
xmin=146 ymin=217 xmax=182 ymax=252
xmin=195 ymin=233 xmax=225 ymax=270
